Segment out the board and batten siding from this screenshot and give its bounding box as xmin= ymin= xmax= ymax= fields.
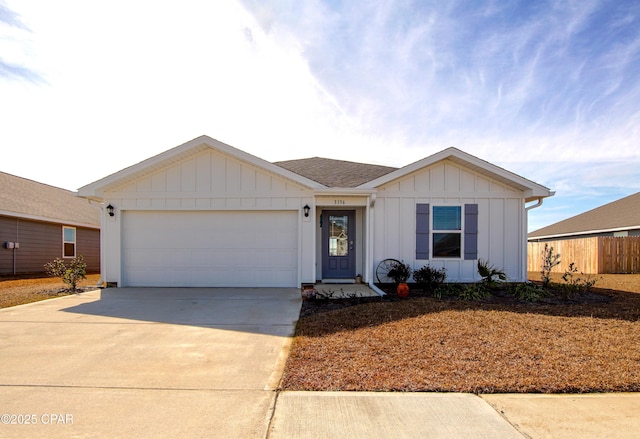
xmin=110 ymin=149 xmax=310 ymax=210
xmin=100 ymin=148 xmax=315 ymax=286
xmin=372 ymin=160 xmax=527 ymax=282
xmin=0 ymin=215 xmax=100 ymax=275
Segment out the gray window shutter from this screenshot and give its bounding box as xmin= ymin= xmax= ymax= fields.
xmin=464 ymin=204 xmax=478 ymax=260
xmin=416 ymin=203 xmax=430 ymax=259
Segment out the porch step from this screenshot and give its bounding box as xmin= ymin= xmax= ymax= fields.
xmin=313 ymin=283 xmax=382 ymax=299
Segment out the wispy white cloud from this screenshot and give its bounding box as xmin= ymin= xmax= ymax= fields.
xmin=241 ymin=0 xmax=640 ymax=166
xmin=238 ymin=0 xmax=640 ymax=230
xmin=1 ymin=0 xmax=638 ymax=231
xmin=0 ymin=0 xmax=43 ymax=82
xmin=0 ymin=0 xmax=27 ymax=29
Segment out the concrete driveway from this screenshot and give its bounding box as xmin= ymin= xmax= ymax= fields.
xmin=0 ymin=287 xmax=301 ymax=438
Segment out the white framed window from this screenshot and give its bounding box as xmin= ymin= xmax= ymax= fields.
xmin=63 ymin=226 xmax=76 ymax=258
xmin=416 ymin=203 xmax=478 ymax=261
xmin=432 ymin=205 xmax=462 ymax=258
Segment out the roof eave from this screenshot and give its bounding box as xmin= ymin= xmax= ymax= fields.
xmin=359 ymin=147 xmax=553 ymax=198
xmin=78 ymin=135 xmax=325 ymax=200
xmin=529 ymin=225 xmax=640 ymax=240
xmin=525 ymin=190 xmax=555 ymax=203
xmin=313 ymin=188 xmax=377 ymax=195
xmin=0 ymin=209 xmax=100 ymax=229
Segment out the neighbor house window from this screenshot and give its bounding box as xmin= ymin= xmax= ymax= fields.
xmin=63 ymin=226 xmax=76 ymax=258
xmin=416 ymin=203 xmax=478 ymax=260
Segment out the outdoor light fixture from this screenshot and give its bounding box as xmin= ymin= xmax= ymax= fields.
xmin=303 ymin=204 xmax=310 ymax=217
xmin=106 ymin=204 xmax=115 ymax=217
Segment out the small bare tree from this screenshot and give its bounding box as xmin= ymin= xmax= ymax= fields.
xmin=540 ymin=244 xmax=561 ymax=287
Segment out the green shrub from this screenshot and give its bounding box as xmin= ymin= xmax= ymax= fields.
xmin=412 ymin=265 xmax=447 ymax=291
xmin=558 ymin=262 xmax=599 ymax=298
xmin=433 ymin=283 xmax=461 ymax=299
xmin=458 ymin=283 xmax=491 ymax=301
xmin=44 ymin=255 xmax=87 ymax=291
xmin=511 ymin=282 xmax=550 ymax=302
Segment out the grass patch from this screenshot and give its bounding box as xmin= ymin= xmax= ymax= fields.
xmin=281 ymin=280 xmax=640 ymax=394
xmin=0 ymin=274 xmax=101 ymax=308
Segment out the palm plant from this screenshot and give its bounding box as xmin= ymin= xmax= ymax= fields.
xmin=477 ymin=258 xmax=506 ymax=286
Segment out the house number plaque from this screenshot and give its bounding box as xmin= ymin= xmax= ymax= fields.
xmin=316 ymin=196 xmax=367 ymax=206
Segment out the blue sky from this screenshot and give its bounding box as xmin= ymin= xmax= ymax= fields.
xmin=1 ymin=0 xmax=639 ymax=232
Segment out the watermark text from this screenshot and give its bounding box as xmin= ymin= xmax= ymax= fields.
xmin=1 ymin=413 xmax=74 ymax=425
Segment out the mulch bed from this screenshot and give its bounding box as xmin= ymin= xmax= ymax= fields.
xmin=281 ymin=284 xmax=640 ymax=394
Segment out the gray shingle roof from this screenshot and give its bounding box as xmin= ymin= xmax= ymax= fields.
xmin=529 ymin=191 xmax=640 ymax=239
xmin=0 ymin=171 xmax=100 ymax=227
xmin=274 ymin=157 xmax=397 ymax=188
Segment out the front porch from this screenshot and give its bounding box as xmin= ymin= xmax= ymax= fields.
xmin=302 ymin=282 xmax=382 ymax=299
xmin=313 ymin=193 xmax=374 ymax=286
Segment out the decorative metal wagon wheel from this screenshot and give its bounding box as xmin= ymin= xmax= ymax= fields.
xmin=375 ymin=258 xmax=403 ymax=284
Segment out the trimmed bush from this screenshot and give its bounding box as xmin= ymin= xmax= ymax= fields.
xmin=44 ymin=255 xmax=87 ymax=291
xmin=412 ymin=265 xmax=447 ymax=291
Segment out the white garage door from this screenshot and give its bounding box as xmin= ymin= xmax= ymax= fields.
xmin=122 ymin=211 xmax=298 ymax=287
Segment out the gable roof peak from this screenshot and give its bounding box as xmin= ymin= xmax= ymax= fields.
xmin=78 ymin=135 xmax=325 ymax=198
xmin=358 ymin=146 xmax=553 ymax=201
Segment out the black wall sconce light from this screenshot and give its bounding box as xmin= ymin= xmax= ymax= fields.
xmin=106 ymin=204 xmax=115 ymax=217
xmin=303 ymin=204 xmax=310 ymax=217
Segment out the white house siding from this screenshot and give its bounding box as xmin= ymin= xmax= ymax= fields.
xmin=100 ymin=148 xmax=315 ymax=287
xmin=373 ymin=160 xmax=527 ymax=282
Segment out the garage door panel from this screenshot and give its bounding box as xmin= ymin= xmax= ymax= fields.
xmin=124 ymin=268 xmax=298 ymax=288
xmin=122 ymin=211 xmax=298 ymax=287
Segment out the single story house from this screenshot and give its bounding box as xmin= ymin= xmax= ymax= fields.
xmin=0 ymin=171 xmax=100 ymax=276
xmin=78 ymin=135 xmax=553 ymax=288
xmin=528 ymin=192 xmax=640 ymax=274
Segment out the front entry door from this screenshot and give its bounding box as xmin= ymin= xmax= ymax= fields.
xmin=322 ymin=210 xmax=356 ymax=279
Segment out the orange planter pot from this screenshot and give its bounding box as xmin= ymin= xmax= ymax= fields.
xmin=397 ymin=282 xmax=409 ymax=297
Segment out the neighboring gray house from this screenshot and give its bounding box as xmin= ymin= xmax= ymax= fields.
xmin=0 ymin=172 xmax=100 ymax=275
xmin=78 ymin=135 xmax=553 ymax=288
xmin=528 ymin=192 xmax=640 ymax=274
xmin=529 ymin=191 xmax=640 ymax=240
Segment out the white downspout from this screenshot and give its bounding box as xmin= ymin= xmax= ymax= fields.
xmin=523 ymin=197 xmax=547 ymax=281
xmin=525 ymin=198 xmax=544 ymax=212
xmin=366 ymin=194 xmax=386 ymax=296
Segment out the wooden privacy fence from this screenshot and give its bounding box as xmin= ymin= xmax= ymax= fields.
xmin=528 ymin=237 xmax=640 ymax=274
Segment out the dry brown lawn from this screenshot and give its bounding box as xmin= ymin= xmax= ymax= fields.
xmin=281 ymin=273 xmax=640 ymax=394
xmin=0 ymin=274 xmax=102 ymax=308
xmin=4 ymin=272 xmax=639 ymax=394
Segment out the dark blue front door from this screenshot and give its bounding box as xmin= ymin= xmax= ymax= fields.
xmin=322 ymin=210 xmax=356 ymax=279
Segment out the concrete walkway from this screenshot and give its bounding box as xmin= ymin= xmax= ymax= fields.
xmin=1 ymin=288 xmax=638 ymax=438
xmin=482 ymin=393 xmax=640 ymax=439
xmin=269 ymin=391 xmax=640 ymax=438
xmin=269 ymin=391 xmax=523 ymax=438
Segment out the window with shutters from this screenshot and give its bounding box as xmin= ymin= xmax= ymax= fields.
xmin=416 ymin=203 xmax=478 ymax=260
xmin=432 ymin=206 xmax=461 ymax=258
